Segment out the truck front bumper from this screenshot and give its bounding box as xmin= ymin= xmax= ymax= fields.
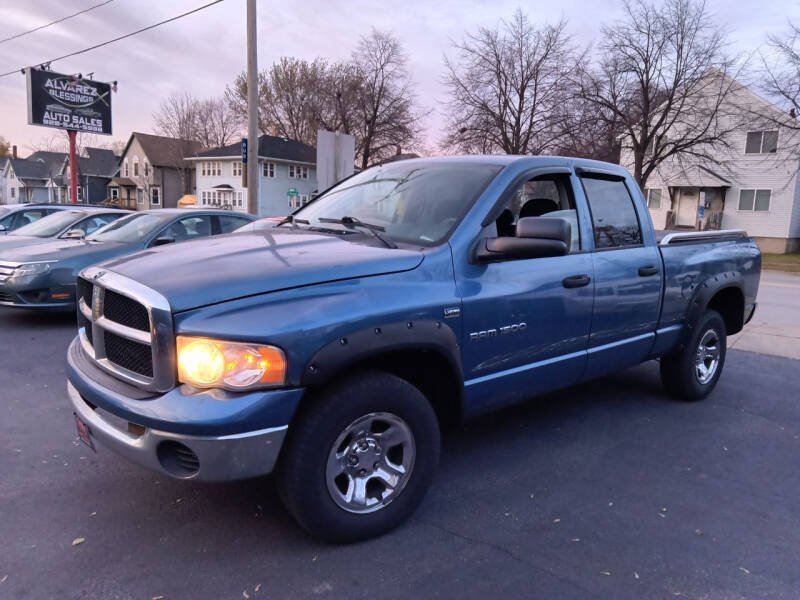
xmin=66 ymin=338 xmax=304 ymax=482
xmin=68 ymin=382 xmax=288 ymax=481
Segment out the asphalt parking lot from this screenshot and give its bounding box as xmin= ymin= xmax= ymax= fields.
xmin=2 ymin=274 xmax=800 ymax=600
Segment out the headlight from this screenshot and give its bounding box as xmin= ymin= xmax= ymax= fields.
xmin=14 ymin=261 xmax=55 ymax=277
xmin=176 ymin=336 xmax=287 ymax=390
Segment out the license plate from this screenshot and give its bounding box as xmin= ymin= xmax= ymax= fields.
xmin=74 ymin=413 xmax=96 ymax=452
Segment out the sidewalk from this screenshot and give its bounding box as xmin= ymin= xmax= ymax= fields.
xmin=728 ymin=270 xmax=800 ymax=360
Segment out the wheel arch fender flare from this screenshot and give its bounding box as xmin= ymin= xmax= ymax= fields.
xmin=683 ymin=271 xmax=744 ymax=342
xmin=300 ymin=319 xmax=463 ymax=388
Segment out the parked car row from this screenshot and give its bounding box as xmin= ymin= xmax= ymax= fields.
xmin=0 ymin=208 xmax=254 ymax=309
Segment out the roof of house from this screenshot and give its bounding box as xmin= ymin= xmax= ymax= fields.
xmin=7 ymin=151 xmax=69 ymax=184
xmin=79 ymin=147 xmax=119 ymax=177
xmin=193 ymin=134 xmax=316 ymax=164
xmin=122 ymin=132 xmax=204 ymax=168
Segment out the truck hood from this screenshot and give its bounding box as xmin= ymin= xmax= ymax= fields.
xmin=101 ymin=230 xmax=425 ymax=312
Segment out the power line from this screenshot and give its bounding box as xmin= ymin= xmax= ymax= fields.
xmin=0 ymin=0 xmax=225 ymax=78
xmin=0 ymin=0 xmax=116 ymax=45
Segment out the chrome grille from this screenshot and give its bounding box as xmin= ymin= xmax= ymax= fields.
xmin=0 ymin=262 xmax=18 ymax=284
xmin=77 ymin=266 xmax=175 ymax=393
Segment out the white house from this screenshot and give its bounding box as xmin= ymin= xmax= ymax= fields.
xmin=189 ymin=135 xmax=317 ymax=216
xmin=620 ymin=75 xmax=800 ymax=254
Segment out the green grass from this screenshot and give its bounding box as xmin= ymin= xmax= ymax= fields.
xmin=762 ymin=253 xmax=800 ymax=273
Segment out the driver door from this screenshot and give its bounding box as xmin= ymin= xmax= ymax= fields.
xmin=459 ymin=171 xmax=595 ymax=416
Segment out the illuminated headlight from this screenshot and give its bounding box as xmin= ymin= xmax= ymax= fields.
xmin=176 ymin=336 xmax=287 ymax=390
xmin=14 ymin=261 xmax=55 ymax=277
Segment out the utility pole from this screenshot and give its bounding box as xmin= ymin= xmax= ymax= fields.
xmin=68 ymin=129 xmax=78 ymax=203
xmin=246 ymin=0 xmax=259 ymax=215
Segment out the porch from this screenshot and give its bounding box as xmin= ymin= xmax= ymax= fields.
xmin=662 ymin=166 xmax=733 ymax=231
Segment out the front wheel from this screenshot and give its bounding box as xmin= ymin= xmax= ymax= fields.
xmin=660 ymin=309 xmax=727 ymax=401
xmin=277 ymin=371 xmax=440 ymax=543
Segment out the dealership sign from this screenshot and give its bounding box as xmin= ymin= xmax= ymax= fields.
xmin=26 ymin=67 xmax=112 ymax=135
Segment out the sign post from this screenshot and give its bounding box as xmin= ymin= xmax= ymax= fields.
xmin=241 ymin=137 xmax=248 ymax=189
xmin=68 ymin=130 xmax=77 ymax=203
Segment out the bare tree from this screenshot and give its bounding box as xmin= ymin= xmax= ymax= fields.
xmin=761 ymin=21 xmax=800 ymax=122
xmin=225 ymin=32 xmax=423 ymax=168
xmin=579 ymin=0 xmax=738 ymax=188
xmin=351 ymin=29 xmax=422 ymax=168
xmin=442 ymin=11 xmax=580 ymax=155
xmin=195 ymin=98 xmax=240 ymax=149
xmin=153 ymin=92 xmax=200 ymax=141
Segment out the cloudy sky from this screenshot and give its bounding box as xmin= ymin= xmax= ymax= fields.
xmin=0 ymin=0 xmax=795 ymax=155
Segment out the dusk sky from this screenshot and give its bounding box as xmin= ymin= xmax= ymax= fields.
xmin=0 ymin=0 xmax=796 ymax=155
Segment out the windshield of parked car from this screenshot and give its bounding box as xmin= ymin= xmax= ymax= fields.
xmin=87 ymin=212 xmax=171 ymax=243
xmin=292 ymin=161 xmax=502 ymax=246
xmin=10 ymin=210 xmax=85 ymax=237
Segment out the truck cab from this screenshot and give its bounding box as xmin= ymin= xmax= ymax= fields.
xmin=66 ymin=156 xmax=760 ymax=542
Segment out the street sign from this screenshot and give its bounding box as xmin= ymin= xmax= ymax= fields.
xmin=241 ymin=138 xmax=247 ymax=163
xmin=287 ymin=187 xmax=299 ymax=196
xmin=26 ymin=67 xmax=112 ymax=135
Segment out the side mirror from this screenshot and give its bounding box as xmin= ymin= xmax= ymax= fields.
xmin=473 ymin=217 xmax=571 ymax=262
xmin=63 ymin=228 xmax=85 ymax=240
xmin=152 ymin=236 xmax=175 ymax=247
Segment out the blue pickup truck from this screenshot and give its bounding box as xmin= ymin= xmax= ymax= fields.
xmin=66 ymin=156 xmax=760 ymax=542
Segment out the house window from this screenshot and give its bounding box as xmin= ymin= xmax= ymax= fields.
xmin=288 ymin=165 xmax=309 ymax=180
xmin=232 ymin=161 xmax=243 ymax=177
xmin=133 ymin=157 xmax=139 ymax=177
xmin=745 ymin=130 xmax=778 ymax=154
xmin=235 ymin=191 xmax=243 ymax=208
xmin=137 ymin=189 xmax=144 ymax=205
xmin=300 ymin=194 xmax=310 ymax=206
xmin=144 ymin=161 xmax=150 ymax=177
xmin=123 ymin=160 xmax=129 ymax=177
xmin=202 ymin=161 xmax=221 ymax=176
xmin=10 ymin=187 xmax=15 ymax=199
xmin=110 ymin=188 xmax=119 ymax=199
xmin=738 ymin=189 xmax=771 ymax=212
xmin=262 ymin=162 xmax=276 ymax=178
xmin=644 ymin=188 xmax=662 ymax=209
xmin=288 ymin=196 xmax=301 ymax=209
xmin=150 ymin=187 xmax=161 ymax=206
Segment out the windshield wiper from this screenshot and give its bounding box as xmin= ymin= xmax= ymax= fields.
xmin=275 ymin=215 xmax=311 ymax=228
xmin=318 ymin=216 xmax=397 ymax=248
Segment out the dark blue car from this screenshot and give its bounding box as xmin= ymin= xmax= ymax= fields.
xmin=65 ymin=156 xmax=761 ymax=542
xmin=0 ymin=208 xmax=253 ymax=309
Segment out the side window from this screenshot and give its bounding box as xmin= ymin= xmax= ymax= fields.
xmin=580 ymin=176 xmax=642 ymax=249
xmin=217 ymin=215 xmax=252 ymax=234
xmin=14 ymin=209 xmax=48 ymax=229
xmin=74 ymin=214 xmax=119 ymax=235
xmin=162 ymin=215 xmax=213 ymax=242
xmin=488 ymin=174 xmax=581 ymax=254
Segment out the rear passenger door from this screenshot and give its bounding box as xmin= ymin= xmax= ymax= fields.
xmin=578 ymin=173 xmax=662 ymax=380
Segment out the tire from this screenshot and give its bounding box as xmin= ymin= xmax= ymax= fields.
xmin=660 ymin=309 xmax=727 ymax=401
xmin=277 ymin=370 xmax=440 ymax=543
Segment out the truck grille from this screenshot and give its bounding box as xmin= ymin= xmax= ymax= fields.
xmin=104 ymin=331 xmax=154 ymax=377
xmin=103 ymin=289 xmax=150 ymax=331
xmin=77 ymin=268 xmax=175 ymax=392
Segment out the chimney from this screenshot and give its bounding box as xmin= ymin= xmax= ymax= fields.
xmin=12 ymin=145 xmax=17 ymax=159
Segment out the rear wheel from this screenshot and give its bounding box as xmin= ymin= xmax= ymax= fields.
xmin=660 ymin=309 xmax=727 ymax=401
xmin=277 ymin=371 xmax=440 ymax=543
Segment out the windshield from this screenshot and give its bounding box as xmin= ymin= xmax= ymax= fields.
xmin=293 ymin=161 xmax=502 ymax=246
xmin=10 ymin=210 xmax=85 ymax=237
xmin=87 ymin=212 xmax=171 ymax=243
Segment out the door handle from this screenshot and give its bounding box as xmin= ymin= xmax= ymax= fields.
xmin=562 ymin=274 xmax=591 ymax=288
xmin=638 ymin=265 xmax=659 ymax=277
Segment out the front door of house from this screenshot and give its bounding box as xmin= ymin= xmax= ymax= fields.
xmin=676 ymin=187 xmax=699 ymax=227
